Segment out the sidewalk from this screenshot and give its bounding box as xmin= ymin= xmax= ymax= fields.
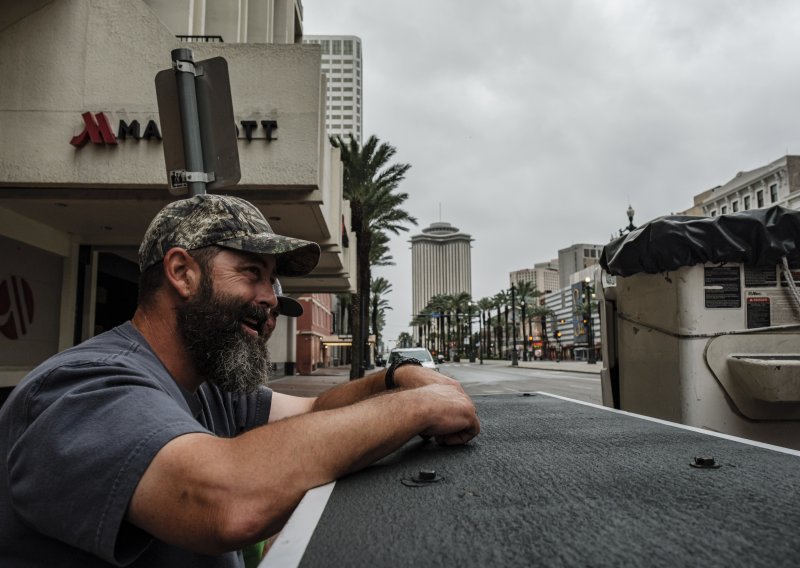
xmin=269 ymin=365 xmax=351 ymax=397
xmin=269 ymin=359 xmax=600 ymax=397
xmin=513 ymin=359 xmax=601 ymax=375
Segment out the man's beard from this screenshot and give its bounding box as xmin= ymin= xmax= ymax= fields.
xmin=176 ymin=275 xmax=273 ymax=393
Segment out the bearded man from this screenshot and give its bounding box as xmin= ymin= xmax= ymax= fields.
xmin=0 ymin=194 xmax=479 ymax=567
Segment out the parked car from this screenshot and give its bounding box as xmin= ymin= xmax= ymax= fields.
xmin=388 ymin=347 xmax=439 ymax=372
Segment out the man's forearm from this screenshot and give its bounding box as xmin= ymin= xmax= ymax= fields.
xmin=311 ymin=369 xmax=387 ymax=411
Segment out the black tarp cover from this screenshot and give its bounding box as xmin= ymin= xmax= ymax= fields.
xmin=600 ymin=205 xmax=800 ymax=277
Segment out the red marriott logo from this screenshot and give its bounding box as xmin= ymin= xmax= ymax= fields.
xmin=70 ymin=112 xmax=118 ymax=147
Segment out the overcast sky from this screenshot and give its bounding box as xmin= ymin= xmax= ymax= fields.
xmin=303 ymin=0 xmax=800 ymax=345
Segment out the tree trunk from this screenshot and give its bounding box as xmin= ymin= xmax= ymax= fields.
xmin=360 ymin=235 xmax=372 ymax=376
xmin=349 ymin=291 xmax=361 ymax=379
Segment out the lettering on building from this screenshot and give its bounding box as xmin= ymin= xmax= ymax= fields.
xmin=71 ymin=112 xmax=280 ymax=147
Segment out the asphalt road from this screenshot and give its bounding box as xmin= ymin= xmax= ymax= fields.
xmin=270 ymin=360 xmax=603 ymax=405
xmin=441 ymin=360 xmax=603 ymax=404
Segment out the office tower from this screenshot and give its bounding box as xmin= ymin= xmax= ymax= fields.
xmin=303 ymin=35 xmax=363 ymax=144
xmin=411 ymin=222 xmax=473 ymax=320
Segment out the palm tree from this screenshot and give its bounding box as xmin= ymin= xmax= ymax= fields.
xmin=370 ymin=277 xmax=393 ymax=359
xmin=493 ymin=291 xmax=509 ymax=359
xmin=514 ymin=280 xmax=538 ymax=361
xmin=426 ymin=294 xmax=450 ymax=358
xmin=530 ymin=305 xmax=554 ymax=360
xmin=449 ymin=292 xmax=472 ymax=360
xmin=477 ymin=297 xmax=494 ymax=360
xmin=331 ymin=134 xmax=416 ymax=378
xmin=370 ymin=230 xmax=394 ymax=267
xmin=397 ymin=331 xmax=413 ymax=348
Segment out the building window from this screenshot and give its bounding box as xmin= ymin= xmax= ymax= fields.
xmin=721 ymin=205 xmax=727 ymax=214
xmin=344 ymin=40 xmax=353 ymax=55
xmin=770 ymin=183 xmax=778 ymax=203
xmin=744 ymin=195 xmax=751 ymax=210
xmin=321 ymin=40 xmax=330 ymax=54
xmin=332 ymin=41 xmax=341 ymax=55
xmin=756 ymin=189 xmax=764 ymax=207
xmin=710 ymin=210 xmax=717 ymax=217
xmin=732 ymin=201 xmax=739 ymax=212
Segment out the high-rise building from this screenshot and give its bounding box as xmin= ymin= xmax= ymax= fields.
xmin=557 ymin=244 xmax=604 ymax=289
xmin=303 ymin=35 xmax=363 ymax=144
xmin=410 ymin=222 xmax=473 ymax=320
xmin=510 ymin=259 xmax=559 ymax=294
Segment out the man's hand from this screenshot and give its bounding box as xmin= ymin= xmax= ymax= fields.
xmin=393 ymin=365 xmax=465 ymax=392
xmin=415 ymin=383 xmax=480 ymax=445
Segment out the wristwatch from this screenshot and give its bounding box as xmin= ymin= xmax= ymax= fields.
xmin=384 ymin=357 xmax=423 ymax=390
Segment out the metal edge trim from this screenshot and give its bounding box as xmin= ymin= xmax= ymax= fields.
xmin=258 ymin=481 xmax=337 ymax=568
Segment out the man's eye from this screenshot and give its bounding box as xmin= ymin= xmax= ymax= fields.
xmin=246 ymin=266 xmax=261 ymax=278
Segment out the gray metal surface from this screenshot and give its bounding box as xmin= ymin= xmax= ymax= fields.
xmin=294 ymin=395 xmax=800 ymax=567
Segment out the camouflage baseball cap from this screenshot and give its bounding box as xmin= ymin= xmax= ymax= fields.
xmin=139 ymin=194 xmax=320 ymax=276
xmin=274 ymin=278 xmax=303 ymax=317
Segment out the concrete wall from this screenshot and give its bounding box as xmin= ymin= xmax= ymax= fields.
xmin=0 ymin=0 xmax=325 ymax=190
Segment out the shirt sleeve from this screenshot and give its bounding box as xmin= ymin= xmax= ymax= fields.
xmin=7 ymin=362 xmax=211 ymax=565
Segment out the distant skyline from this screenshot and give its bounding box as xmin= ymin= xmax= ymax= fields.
xmin=303 ymin=0 xmax=800 ymax=343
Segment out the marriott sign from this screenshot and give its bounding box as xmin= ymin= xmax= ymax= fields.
xmin=70 ymin=112 xmax=278 ymax=148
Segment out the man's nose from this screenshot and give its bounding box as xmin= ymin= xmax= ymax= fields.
xmin=256 ymin=280 xmax=278 ymax=309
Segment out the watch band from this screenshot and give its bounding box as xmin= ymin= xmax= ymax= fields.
xmin=385 ymin=357 xmax=423 ymax=390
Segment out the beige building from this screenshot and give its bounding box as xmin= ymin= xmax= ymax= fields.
xmin=557 ymin=244 xmax=603 ymax=289
xmin=410 ymin=221 xmax=473 ymax=320
xmin=683 ymin=155 xmax=800 ymax=217
xmin=303 ymin=35 xmax=364 ymax=145
xmin=510 ymin=259 xmax=559 ymax=294
xmin=0 ymin=0 xmax=356 ymax=397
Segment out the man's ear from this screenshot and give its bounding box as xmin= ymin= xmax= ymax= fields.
xmin=162 ymin=248 xmax=202 ymax=299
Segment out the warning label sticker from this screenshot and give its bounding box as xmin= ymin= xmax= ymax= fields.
xmin=746 ymin=295 xmax=771 ymax=328
xmin=704 ymin=266 xmax=741 ymax=308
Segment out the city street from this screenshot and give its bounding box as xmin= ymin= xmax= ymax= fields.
xmin=270 ymin=360 xmax=603 ymax=405
xmin=441 ymin=360 xmax=602 ymax=404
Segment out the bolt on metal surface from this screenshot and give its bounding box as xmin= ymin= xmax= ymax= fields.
xmin=690 ymin=456 xmax=721 ymax=469
xmin=401 ymin=468 xmax=444 ymax=487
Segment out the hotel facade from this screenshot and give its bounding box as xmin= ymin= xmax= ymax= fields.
xmin=0 ymin=0 xmax=356 ymax=401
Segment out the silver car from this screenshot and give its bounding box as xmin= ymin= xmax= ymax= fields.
xmin=388 ymin=347 xmax=439 ymax=372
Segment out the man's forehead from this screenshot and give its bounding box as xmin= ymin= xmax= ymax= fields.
xmin=218 ymin=248 xmax=277 ymax=268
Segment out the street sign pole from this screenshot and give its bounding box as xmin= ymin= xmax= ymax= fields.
xmin=156 ymin=48 xmax=240 ymax=196
xmin=171 ymin=48 xmax=207 ymax=196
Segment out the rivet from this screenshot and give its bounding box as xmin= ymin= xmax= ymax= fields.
xmin=417 ymin=469 xmax=436 ymax=481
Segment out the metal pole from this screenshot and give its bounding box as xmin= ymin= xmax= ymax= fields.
xmin=171 ymin=48 xmax=206 ymax=196
xmin=585 ymin=279 xmax=597 ymax=364
xmin=469 ymin=311 xmax=475 ymax=363
xmin=511 ymin=284 xmax=518 ymax=366
xmin=478 ymin=313 xmax=484 ymax=364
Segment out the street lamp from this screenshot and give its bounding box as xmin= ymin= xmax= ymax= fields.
xmin=620 ymin=204 xmax=636 ymax=235
xmin=510 ymin=284 xmax=518 ymax=366
xmin=584 ymin=276 xmax=596 ymax=364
